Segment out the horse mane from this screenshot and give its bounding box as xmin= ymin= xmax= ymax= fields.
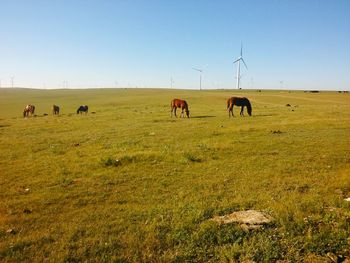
xmin=183 ymin=100 xmax=188 ymax=109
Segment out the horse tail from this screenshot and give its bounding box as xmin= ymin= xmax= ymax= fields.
xmin=77 ymin=107 xmax=80 ymax=114
xmin=227 ymin=98 xmax=231 ymax=110
xmin=246 ymin=99 xmax=252 ymax=116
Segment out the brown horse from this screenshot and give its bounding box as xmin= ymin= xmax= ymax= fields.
xmin=227 ymin=97 xmax=252 ymax=117
xmin=171 ymin=99 xmax=190 ymax=118
xmin=52 ymin=105 xmax=60 ymax=115
xmin=23 ymin=105 xmax=35 ymax=117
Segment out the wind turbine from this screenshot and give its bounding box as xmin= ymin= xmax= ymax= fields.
xmin=192 ymin=67 xmax=203 ymax=90
xmin=233 ymin=44 xmax=248 ymax=89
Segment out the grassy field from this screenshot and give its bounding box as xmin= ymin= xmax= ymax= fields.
xmin=0 ymin=88 xmax=349 ymax=262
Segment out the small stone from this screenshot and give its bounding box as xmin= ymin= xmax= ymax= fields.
xmin=344 ymin=197 xmax=350 ymax=202
xmin=114 ymin=159 xmax=121 ymax=166
xmin=6 ymin=229 xmax=15 ymax=234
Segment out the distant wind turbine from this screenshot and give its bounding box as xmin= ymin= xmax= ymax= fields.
xmin=233 ymin=44 xmax=248 ymax=89
xmin=192 ymin=67 xmax=203 ymax=90
xmin=280 ymin=80 xmax=284 ymax=89
xmin=170 ymin=77 xmax=175 ymax=89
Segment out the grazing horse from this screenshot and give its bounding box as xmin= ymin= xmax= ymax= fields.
xmin=52 ymin=105 xmax=60 ymax=115
xmin=23 ymin=105 xmax=35 ymax=117
xmin=171 ymin=99 xmax=190 ymax=118
xmin=227 ymin=97 xmax=252 ymax=117
xmin=77 ymin=105 xmax=88 ymax=114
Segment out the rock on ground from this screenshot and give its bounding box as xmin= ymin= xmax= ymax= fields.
xmin=211 ymin=210 xmax=273 ymax=230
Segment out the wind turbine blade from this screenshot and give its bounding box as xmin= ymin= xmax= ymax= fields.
xmin=242 ymin=58 xmax=248 ymax=70
xmin=233 ymin=58 xmax=240 ymax=63
xmin=240 ymin=43 xmax=243 ymax=56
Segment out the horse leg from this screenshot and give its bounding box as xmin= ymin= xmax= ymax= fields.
xmin=174 ymin=107 xmax=177 ymax=118
xmin=229 ymin=105 xmax=234 ymax=117
xmin=240 ymin=106 xmax=244 ymax=116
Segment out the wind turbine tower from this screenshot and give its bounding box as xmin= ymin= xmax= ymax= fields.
xmin=233 ymin=44 xmax=248 ymax=89
xmin=192 ymin=68 xmax=203 ymax=90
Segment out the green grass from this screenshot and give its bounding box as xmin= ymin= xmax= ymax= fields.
xmin=0 ymin=88 xmax=349 ymax=262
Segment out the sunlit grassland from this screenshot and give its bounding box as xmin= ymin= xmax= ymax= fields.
xmin=0 ymin=88 xmax=349 ymax=262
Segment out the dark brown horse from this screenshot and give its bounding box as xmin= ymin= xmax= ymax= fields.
xmin=171 ymin=99 xmax=189 ymax=118
xmin=77 ymin=105 xmax=88 ymax=114
xmin=227 ymin=97 xmax=252 ymax=117
xmin=52 ymin=105 xmax=60 ymax=115
xmin=23 ymin=105 xmax=35 ymax=117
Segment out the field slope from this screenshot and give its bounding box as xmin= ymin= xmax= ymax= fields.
xmin=1 ymin=88 xmax=349 ymax=262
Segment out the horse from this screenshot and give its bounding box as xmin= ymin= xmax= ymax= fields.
xmin=52 ymin=105 xmax=60 ymax=115
xmin=23 ymin=105 xmax=35 ymax=117
xmin=171 ymin=99 xmax=190 ymax=118
xmin=77 ymin=105 xmax=88 ymax=114
xmin=227 ymin=97 xmax=252 ymax=117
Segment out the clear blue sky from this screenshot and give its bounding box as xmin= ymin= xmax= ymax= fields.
xmin=0 ymin=0 xmax=349 ymax=90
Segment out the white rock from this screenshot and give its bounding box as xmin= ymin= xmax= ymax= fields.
xmin=211 ymin=210 xmax=273 ymax=226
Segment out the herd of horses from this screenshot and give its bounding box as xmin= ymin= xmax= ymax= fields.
xmin=23 ymin=104 xmax=88 ymax=117
xmin=23 ymin=97 xmax=252 ymax=118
